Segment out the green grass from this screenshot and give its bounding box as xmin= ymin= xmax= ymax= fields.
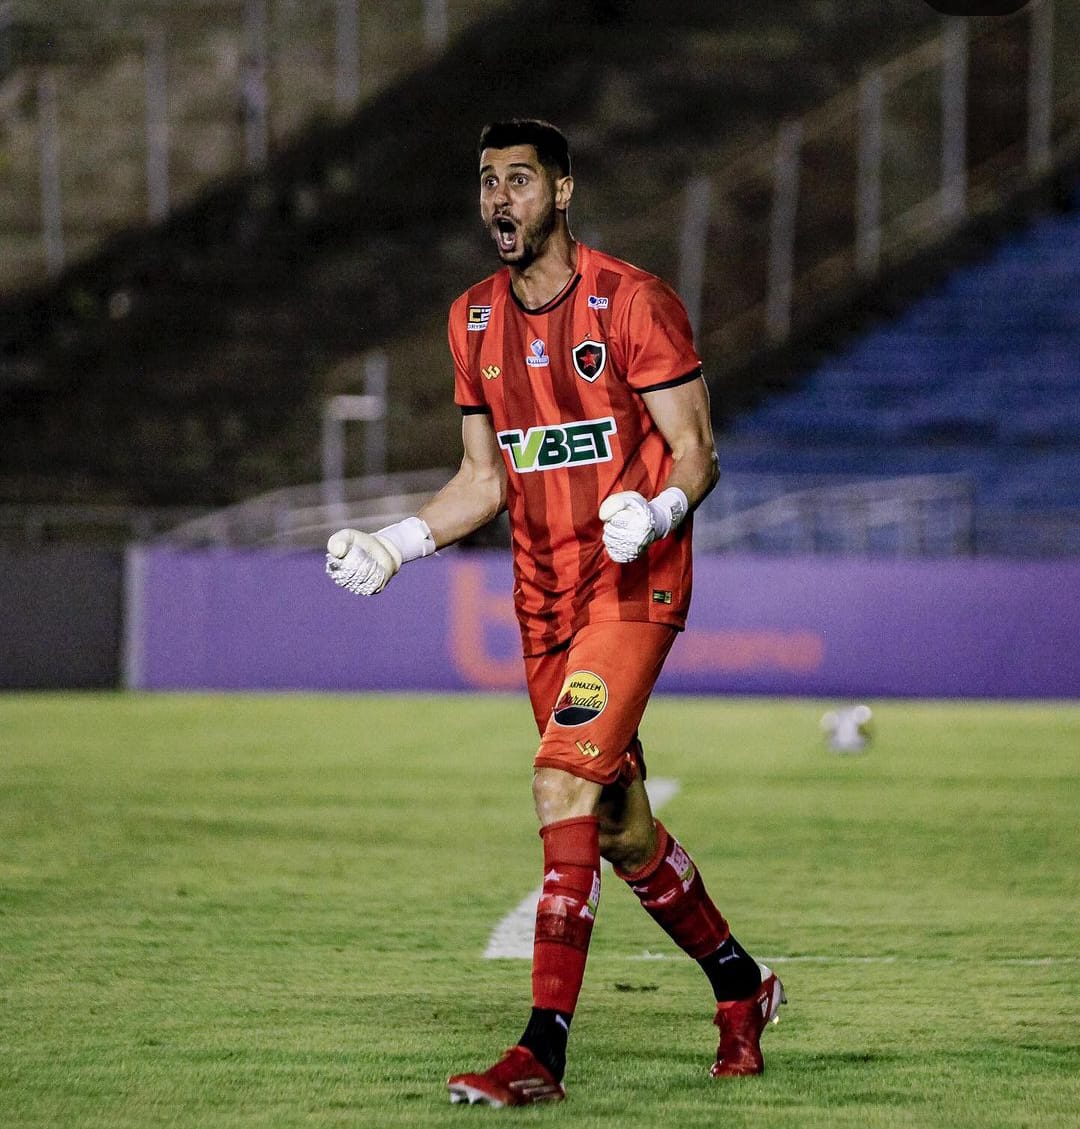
xmin=1 ymin=693 xmax=1078 ymax=1128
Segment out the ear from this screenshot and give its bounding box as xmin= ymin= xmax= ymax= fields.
xmin=554 ymin=174 xmax=574 ymax=213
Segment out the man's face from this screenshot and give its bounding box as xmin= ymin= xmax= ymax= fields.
xmin=479 ymin=144 xmax=571 ymax=267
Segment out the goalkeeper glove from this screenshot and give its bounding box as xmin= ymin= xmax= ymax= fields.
xmin=598 ymin=487 xmax=688 ymax=564
xmin=325 ymin=516 xmax=435 ymax=596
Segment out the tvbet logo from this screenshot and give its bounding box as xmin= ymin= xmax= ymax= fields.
xmin=497 ymin=417 xmax=616 ymax=473
xmin=923 ymin=1 xmax=1032 ymax=14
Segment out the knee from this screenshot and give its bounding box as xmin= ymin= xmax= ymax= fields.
xmin=600 ymin=818 xmax=657 ymax=876
xmin=532 ymin=768 xmax=600 ymax=826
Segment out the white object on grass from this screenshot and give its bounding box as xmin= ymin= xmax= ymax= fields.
xmin=820 ymin=704 xmax=873 ymax=753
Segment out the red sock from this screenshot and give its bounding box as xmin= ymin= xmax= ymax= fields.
xmin=531 ymin=815 xmax=601 ymax=1015
xmin=616 ymin=820 xmax=730 ymax=960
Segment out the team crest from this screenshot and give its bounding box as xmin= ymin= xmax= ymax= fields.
xmin=553 ymin=670 xmax=608 ymax=727
xmin=572 ymin=339 xmax=607 ymax=383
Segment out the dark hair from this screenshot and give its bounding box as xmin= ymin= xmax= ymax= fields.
xmin=477 ymin=119 xmax=571 ymax=177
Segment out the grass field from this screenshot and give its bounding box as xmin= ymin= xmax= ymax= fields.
xmin=1 ymin=693 xmax=1077 ymax=1128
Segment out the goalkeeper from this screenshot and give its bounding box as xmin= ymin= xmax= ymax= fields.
xmin=326 ymin=118 xmax=784 ymax=1108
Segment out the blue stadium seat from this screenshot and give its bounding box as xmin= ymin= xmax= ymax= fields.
xmin=724 ymin=189 xmax=1080 ymax=552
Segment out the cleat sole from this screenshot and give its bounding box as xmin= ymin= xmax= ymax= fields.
xmin=448 ymin=1082 xmax=505 ymax=1108
xmin=447 ymin=1046 xmax=565 ymax=1107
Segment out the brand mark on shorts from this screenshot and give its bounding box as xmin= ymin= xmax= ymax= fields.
xmin=553 ymin=670 xmax=608 ymax=726
xmin=575 ymin=739 xmax=601 ymax=758
xmin=497 ymin=416 xmax=616 ymax=473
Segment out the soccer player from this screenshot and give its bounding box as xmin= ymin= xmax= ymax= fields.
xmin=326 ymin=118 xmax=785 ymax=1107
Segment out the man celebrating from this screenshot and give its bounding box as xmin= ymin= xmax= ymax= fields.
xmin=326 ymin=119 xmax=784 ymax=1106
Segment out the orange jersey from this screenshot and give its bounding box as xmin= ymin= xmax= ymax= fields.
xmin=449 ymin=243 xmax=703 ymax=656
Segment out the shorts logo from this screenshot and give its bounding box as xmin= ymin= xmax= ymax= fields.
xmin=572 ymin=339 xmax=607 ymax=383
xmin=587 ymin=295 xmax=609 ymax=310
xmin=467 ymin=306 xmax=491 ymax=332
xmin=497 ymin=416 xmax=616 ymax=473
xmin=527 ymin=338 xmax=551 ymax=367
xmin=553 ymin=670 xmax=608 ymax=727
xmin=482 ymin=364 xmax=501 ymax=381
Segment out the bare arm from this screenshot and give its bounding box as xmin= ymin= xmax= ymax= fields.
xmin=417 ymin=412 xmax=508 ymax=548
xmin=641 ymin=376 xmax=720 ymax=509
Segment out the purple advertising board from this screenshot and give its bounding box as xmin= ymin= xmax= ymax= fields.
xmin=124 ymin=548 xmax=1080 ymax=698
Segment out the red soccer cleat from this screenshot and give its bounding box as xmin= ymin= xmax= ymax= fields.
xmin=710 ymin=964 xmax=787 ymax=1077
xmin=448 ymin=1045 xmax=566 ymax=1107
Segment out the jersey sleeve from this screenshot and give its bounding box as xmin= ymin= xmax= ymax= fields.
xmin=621 ymin=279 xmax=702 ymax=392
xmin=449 ymin=297 xmax=488 ymax=413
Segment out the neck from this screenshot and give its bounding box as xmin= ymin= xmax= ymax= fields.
xmin=509 ymin=230 xmax=577 ymax=309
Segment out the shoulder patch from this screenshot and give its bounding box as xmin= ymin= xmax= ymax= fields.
xmin=467 ymin=305 xmax=491 ymax=332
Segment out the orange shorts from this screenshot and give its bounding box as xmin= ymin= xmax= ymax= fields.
xmin=525 ymin=620 xmax=678 ymax=787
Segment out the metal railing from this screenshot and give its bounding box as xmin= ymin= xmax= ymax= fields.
xmin=694 ymin=474 xmax=977 ymax=557
xmin=151 ymin=468 xmax=975 ymax=559
xmin=302 ymin=3 xmax=1080 ymax=502
xmin=664 ymin=0 xmax=1080 ymax=371
xmin=0 ymin=502 xmax=207 ymax=543
xmin=7 ymin=6 xmax=1079 ymax=559
xmin=159 ymin=467 xmax=454 ymax=547
xmin=0 ymin=0 xmax=510 ymax=289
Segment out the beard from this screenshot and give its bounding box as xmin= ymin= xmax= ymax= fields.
xmin=489 ymin=200 xmax=558 ymax=268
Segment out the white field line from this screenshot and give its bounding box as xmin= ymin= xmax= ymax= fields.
xmin=483 ymin=777 xmax=681 ymax=960
xmin=624 ymin=953 xmax=1080 ymax=966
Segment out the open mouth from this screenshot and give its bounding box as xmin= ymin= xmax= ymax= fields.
xmin=494 ymin=216 xmax=518 ymax=253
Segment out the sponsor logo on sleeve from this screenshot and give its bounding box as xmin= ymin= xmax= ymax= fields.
xmin=587 ymin=294 xmax=609 ymax=309
xmin=467 ymin=305 xmax=491 ymax=331
xmin=553 ymin=670 xmax=608 ymax=726
xmin=572 ymin=339 xmax=607 ymax=383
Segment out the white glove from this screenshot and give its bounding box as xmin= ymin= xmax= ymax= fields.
xmin=325 ymin=529 xmax=402 ymax=595
xmin=599 ymin=488 xmax=688 ymax=563
xmin=325 ymin=516 xmax=435 ymax=596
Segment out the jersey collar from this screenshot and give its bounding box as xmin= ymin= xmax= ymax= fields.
xmin=507 ymin=243 xmax=585 ymax=316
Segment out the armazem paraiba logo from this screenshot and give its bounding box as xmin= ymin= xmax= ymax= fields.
xmin=497 ymin=416 xmax=616 ymax=473
xmin=922 ymin=1 xmax=1031 ymax=13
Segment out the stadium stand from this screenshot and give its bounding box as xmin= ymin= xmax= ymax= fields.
xmin=718 ymin=190 xmax=1080 ymax=556
xmin=2 ymin=2 xmax=1077 ymax=561
xmin=0 ymin=0 xmax=939 ymax=514
xmin=0 ymin=0 xmax=519 ymax=291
